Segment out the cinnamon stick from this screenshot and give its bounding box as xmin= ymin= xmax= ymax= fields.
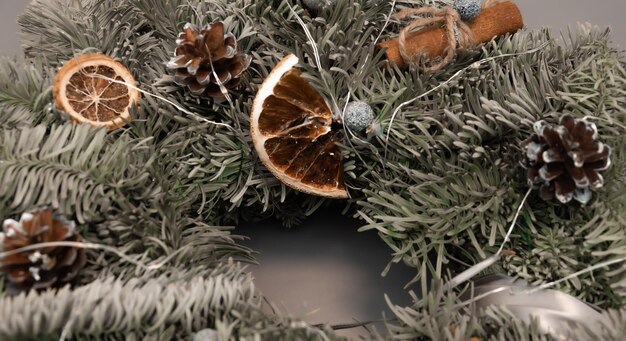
xmin=379 ymin=1 xmax=524 ymax=69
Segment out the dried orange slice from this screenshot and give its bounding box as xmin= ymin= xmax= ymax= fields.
xmin=251 ymin=54 xmax=347 ymax=198
xmin=53 ymin=54 xmax=140 ymax=130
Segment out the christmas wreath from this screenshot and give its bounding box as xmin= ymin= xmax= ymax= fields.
xmin=0 ymin=0 xmax=624 ymax=340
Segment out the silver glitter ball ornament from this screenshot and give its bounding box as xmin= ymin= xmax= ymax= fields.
xmin=302 ymin=0 xmax=336 ymax=13
xmin=454 ymin=0 xmax=482 ymax=21
xmin=344 ymin=101 xmax=374 ymax=132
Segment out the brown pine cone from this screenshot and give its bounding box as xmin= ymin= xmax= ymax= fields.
xmin=167 ymin=22 xmax=251 ymax=99
xmin=522 ymin=114 xmax=611 ymax=204
xmin=0 ymin=208 xmax=86 ymax=293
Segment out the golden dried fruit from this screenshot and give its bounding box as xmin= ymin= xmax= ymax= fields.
xmin=53 ymin=54 xmax=140 ymax=130
xmin=250 ymin=55 xmax=347 ymax=199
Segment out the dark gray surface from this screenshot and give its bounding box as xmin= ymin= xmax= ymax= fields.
xmin=238 ymin=208 xmax=415 ymax=338
xmin=1 ymin=0 xmax=625 ymax=339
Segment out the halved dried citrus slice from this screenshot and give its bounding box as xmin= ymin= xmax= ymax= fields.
xmin=53 ymin=54 xmax=140 ymax=130
xmin=251 ymin=54 xmax=347 ymax=198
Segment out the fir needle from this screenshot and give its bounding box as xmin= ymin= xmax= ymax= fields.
xmin=383 ymin=41 xmax=551 ymax=163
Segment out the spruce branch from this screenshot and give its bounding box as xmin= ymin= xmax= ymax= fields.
xmin=0 ymin=58 xmax=55 ymax=127
xmin=0 ymin=264 xmax=254 ymax=339
xmin=2 ymin=0 xmax=625 ymax=339
xmin=18 ymin=0 xmax=160 ymax=71
xmin=0 ymin=124 xmax=155 ymax=223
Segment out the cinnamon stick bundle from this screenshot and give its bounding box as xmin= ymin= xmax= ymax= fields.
xmin=379 ymin=1 xmax=524 ymax=69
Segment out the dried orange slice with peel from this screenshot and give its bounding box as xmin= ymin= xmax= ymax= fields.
xmin=53 ymin=54 xmax=140 ymax=130
xmin=251 ymin=54 xmax=348 ymax=198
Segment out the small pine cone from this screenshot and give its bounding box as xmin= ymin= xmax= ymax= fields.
xmin=0 ymin=208 xmax=86 ymax=293
xmin=167 ymin=22 xmax=252 ymax=99
xmin=522 ymin=114 xmax=611 ymax=204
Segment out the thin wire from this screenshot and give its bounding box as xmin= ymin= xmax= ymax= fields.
xmin=444 ymin=187 xmax=532 ymax=290
xmin=451 ymin=187 xmax=625 ymax=305
xmin=85 ymin=72 xmax=236 ymax=132
xmin=67 ymin=39 xmax=234 ymax=133
xmin=454 ymin=284 xmax=509 ymax=308
xmin=0 ymin=241 xmax=184 ymax=271
xmin=316 ymin=317 xmax=399 ymax=331
xmin=287 ymin=3 xmax=321 ymax=72
xmin=174 ymin=3 xmax=234 ymax=107
xmin=352 ymin=0 xmax=397 ymax=86
xmin=497 ymin=187 xmax=532 ymax=255
xmin=315 ymin=1 xmax=398 ymax=169
xmin=287 ymin=2 xmax=339 ymax=114
xmin=374 ymin=0 xmax=397 ymax=48
xmin=184 ymin=0 xmax=201 ymax=21
xmin=341 ymin=0 xmax=397 ymax=155
xmin=335 ymin=0 xmax=398 ymax=162
xmin=338 ymin=93 xmax=371 ymax=174
xmin=207 ymin=49 xmax=235 ymax=109
xmin=528 ymin=256 xmax=626 ymax=293
xmin=582 ymin=115 xmax=626 ymax=131
xmin=383 ymin=41 xmax=551 ymax=162
xmin=456 ymin=256 xmax=626 ymax=308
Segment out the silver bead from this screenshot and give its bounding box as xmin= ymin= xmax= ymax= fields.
xmin=344 ymin=101 xmax=374 ymax=132
xmin=454 ymin=0 xmax=482 ymax=21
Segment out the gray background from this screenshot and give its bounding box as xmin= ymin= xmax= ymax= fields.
xmin=1 ymin=1 xmax=626 ymax=56
xmin=1 ymin=0 xmax=624 ymax=339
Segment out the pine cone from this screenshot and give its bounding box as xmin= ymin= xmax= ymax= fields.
xmin=522 ymin=114 xmax=611 ymax=204
xmin=167 ymin=22 xmax=251 ymax=99
xmin=0 ymin=208 xmax=86 ymax=293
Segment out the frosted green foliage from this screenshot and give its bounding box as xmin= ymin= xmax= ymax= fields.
xmin=384 ymin=277 xmax=626 ymax=340
xmin=302 ymin=0 xmax=337 ymax=13
xmin=0 ymin=124 xmax=153 ymax=223
xmin=357 ymin=24 xmax=626 ymax=308
xmin=0 ymin=264 xmax=342 ymax=340
xmin=0 ymin=0 xmax=624 ymax=339
xmin=0 ymin=58 xmax=55 ymax=127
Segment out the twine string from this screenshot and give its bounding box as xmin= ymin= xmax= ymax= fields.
xmin=395 ymin=0 xmax=505 ymax=71
xmin=394 ymin=6 xmax=475 ymax=72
